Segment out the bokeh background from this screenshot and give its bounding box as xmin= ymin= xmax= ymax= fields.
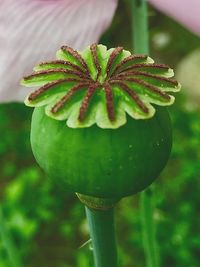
xmin=0 ymin=1 xmax=200 ymax=266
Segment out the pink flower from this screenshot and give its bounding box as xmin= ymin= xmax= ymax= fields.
xmin=0 ymin=0 xmax=117 ymax=102
xmin=149 ymin=0 xmax=200 ymax=36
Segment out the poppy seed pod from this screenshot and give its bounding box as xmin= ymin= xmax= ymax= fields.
xmin=21 ymin=44 xmax=180 ymax=199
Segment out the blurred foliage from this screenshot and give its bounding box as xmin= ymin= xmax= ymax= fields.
xmin=0 ymin=1 xmax=200 ymax=267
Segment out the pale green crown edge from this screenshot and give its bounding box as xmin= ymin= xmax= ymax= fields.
xmin=21 ymin=44 xmax=181 ymax=129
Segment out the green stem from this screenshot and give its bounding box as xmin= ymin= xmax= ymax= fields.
xmin=131 ymin=0 xmax=149 ymax=54
xmin=85 ymin=206 xmax=118 ymax=267
xmin=0 ymin=205 xmax=23 ymax=267
xmin=140 ymin=188 xmax=160 ymax=267
xmin=131 ymin=1 xmax=160 ymax=267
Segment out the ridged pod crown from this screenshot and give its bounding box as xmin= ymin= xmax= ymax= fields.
xmin=21 ymin=44 xmax=181 ymax=128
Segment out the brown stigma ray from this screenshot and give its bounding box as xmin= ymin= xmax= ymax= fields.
xmin=115 ymin=71 xmax=178 ymax=86
xmin=112 ymin=55 xmax=148 ymax=76
xmin=78 ymin=83 xmax=99 ymax=121
xmin=103 ymin=82 xmax=115 ymax=121
xmin=61 ymin=46 xmax=90 ymax=76
xmin=28 ymin=78 xmax=83 ymax=101
xmin=51 ymin=82 xmax=90 ymax=113
xmin=24 ymin=69 xmax=90 ymax=81
xmin=106 ymin=47 xmax=123 ymax=76
xmin=120 ymin=63 xmax=170 ymax=74
xmin=90 ymin=43 xmax=102 ymax=80
xmin=38 ymin=60 xmax=90 ymax=76
xmin=111 ymin=80 xmax=149 ymax=114
xmin=120 ymin=77 xmax=171 ymax=100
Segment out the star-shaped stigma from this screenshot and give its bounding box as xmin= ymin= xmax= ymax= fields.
xmin=21 ymin=44 xmax=181 ymax=128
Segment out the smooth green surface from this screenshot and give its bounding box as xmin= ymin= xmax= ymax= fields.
xmin=85 ymin=207 xmax=118 ymax=267
xmin=31 ymin=106 xmax=172 ymax=198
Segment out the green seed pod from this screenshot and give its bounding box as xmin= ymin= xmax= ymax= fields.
xmin=21 ymin=44 xmax=180 ymax=199
xmin=31 ymin=105 xmax=171 ymax=199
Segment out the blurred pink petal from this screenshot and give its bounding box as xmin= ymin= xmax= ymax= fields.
xmin=149 ymin=0 xmax=200 ymax=36
xmin=0 ymin=0 xmax=117 ymax=102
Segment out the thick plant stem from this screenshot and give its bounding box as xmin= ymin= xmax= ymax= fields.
xmin=0 ymin=205 xmax=23 ymax=267
xmin=85 ymin=206 xmax=118 ymax=267
xmin=131 ymin=1 xmax=160 ymax=267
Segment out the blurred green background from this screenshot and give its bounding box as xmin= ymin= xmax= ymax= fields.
xmin=0 ymin=1 xmax=200 ymax=266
